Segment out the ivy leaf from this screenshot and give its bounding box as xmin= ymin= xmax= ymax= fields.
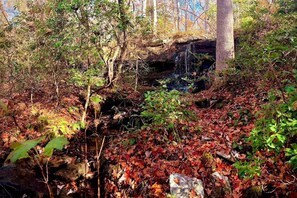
xmin=44 ymin=137 xmax=69 ymax=157
xmin=6 ymin=136 xmax=45 ymax=163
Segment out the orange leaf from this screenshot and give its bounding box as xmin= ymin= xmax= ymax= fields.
xmin=152 ymin=183 xmax=163 ymax=196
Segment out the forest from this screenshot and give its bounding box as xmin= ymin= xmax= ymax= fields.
xmin=0 ymin=0 xmax=296 ymax=197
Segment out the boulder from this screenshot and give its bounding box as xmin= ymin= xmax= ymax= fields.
xmin=169 ymin=173 xmax=204 ymax=198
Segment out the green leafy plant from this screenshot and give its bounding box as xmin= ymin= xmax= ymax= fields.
xmin=6 ymin=136 xmax=69 ymax=197
xmin=285 ymin=143 xmax=297 ymax=169
xmin=141 ymin=90 xmax=192 ymax=141
xmin=233 ymin=160 xmax=261 ymax=179
xmin=232 ymin=3 xmax=297 ymax=178
xmin=141 ymin=90 xmax=188 ymax=125
xmin=240 ymin=81 xmax=297 ymax=178
xmin=249 ymin=85 xmax=297 ymax=151
xmin=69 ymin=68 xmax=105 ymax=126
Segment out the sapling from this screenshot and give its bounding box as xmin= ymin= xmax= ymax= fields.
xmin=6 ymin=136 xmax=69 ymax=198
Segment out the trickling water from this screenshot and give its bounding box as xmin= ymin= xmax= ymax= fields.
xmin=175 ymin=55 xmax=180 ymax=74
xmin=175 ymin=42 xmax=195 ymax=75
xmin=145 ymin=39 xmax=216 ymax=92
xmin=169 ymin=41 xmax=216 ymax=92
xmin=185 ymin=46 xmax=188 ymax=74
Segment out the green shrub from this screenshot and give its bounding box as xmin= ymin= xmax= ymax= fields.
xmin=249 ymin=84 xmax=297 ymax=152
xmin=141 ymin=90 xmax=192 ymax=140
xmin=233 ymin=159 xmax=262 ymax=179
xmin=241 ymin=75 xmax=297 ymax=174
xmin=141 ymin=90 xmax=190 ymax=125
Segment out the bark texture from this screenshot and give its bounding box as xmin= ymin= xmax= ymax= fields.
xmin=152 ymin=0 xmax=157 ymax=35
xmin=216 ymin=0 xmax=235 ymax=72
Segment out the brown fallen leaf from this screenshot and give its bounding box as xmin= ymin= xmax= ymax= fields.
xmin=151 ymin=182 xmax=163 ymax=196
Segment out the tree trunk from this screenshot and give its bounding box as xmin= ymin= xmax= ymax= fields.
xmin=185 ymin=2 xmax=188 ymax=31
xmin=204 ymin=0 xmax=209 ymax=33
xmin=0 ymin=2 xmax=10 ymax=25
xmin=152 ymin=0 xmax=157 ymax=35
xmin=142 ymin=0 xmax=147 ymax=17
xmin=130 ymin=1 xmax=136 ymax=19
xmin=116 ymin=0 xmax=129 ymax=81
xmin=176 ymin=0 xmax=180 ymax=31
xmin=107 ymin=46 xmax=120 ymax=84
xmin=216 ymin=0 xmax=235 ymax=72
xmin=81 ymin=84 xmax=91 ymax=125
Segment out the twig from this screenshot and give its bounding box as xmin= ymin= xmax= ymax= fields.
xmin=84 ymin=123 xmax=89 ymax=179
xmin=97 ymin=136 xmax=106 ymax=198
xmin=262 ymin=184 xmax=276 ymax=194
xmin=0 ymin=184 xmax=13 ymax=198
xmin=281 ymin=174 xmax=296 ymax=185
xmin=11 ymin=112 xmax=24 ymax=133
xmin=98 ymin=136 xmax=106 ymax=162
xmin=33 ymin=150 xmax=53 ymax=198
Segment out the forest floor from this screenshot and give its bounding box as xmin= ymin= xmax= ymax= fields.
xmin=102 ymin=79 xmax=297 ymax=197
xmin=0 ymin=77 xmax=297 ymax=197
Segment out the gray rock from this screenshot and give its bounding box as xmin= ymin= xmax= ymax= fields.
xmin=169 ymin=173 xmax=204 ymax=198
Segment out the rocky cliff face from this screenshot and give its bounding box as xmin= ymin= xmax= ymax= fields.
xmin=140 ymin=38 xmax=216 ymax=92
xmin=145 ymin=38 xmax=216 ymax=74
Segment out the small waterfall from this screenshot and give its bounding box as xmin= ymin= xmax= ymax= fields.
xmin=174 ymin=55 xmax=180 ymax=74
xmin=170 ymin=39 xmax=216 ymax=92
xmin=184 ymin=43 xmax=191 ymax=74
xmin=175 ymin=42 xmax=194 ymax=75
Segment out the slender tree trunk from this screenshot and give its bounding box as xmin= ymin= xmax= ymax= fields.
xmin=204 ymin=0 xmax=209 ymax=33
xmin=0 ymin=2 xmax=10 ymax=25
xmin=152 ymin=0 xmax=157 ymax=35
xmin=176 ymin=0 xmax=180 ymax=31
xmin=134 ymin=59 xmax=139 ymax=91
xmin=216 ymin=0 xmax=234 ymax=72
xmin=116 ymin=0 xmax=129 ymax=81
xmin=130 ymin=1 xmax=136 ymax=19
xmin=185 ymin=2 xmax=188 ymax=31
xmin=81 ymin=84 xmax=91 ymax=125
xmin=117 ymin=35 xmax=128 ymax=79
xmin=107 ymin=46 xmax=120 ymax=84
xmin=142 ymin=0 xmax=147 ymax=17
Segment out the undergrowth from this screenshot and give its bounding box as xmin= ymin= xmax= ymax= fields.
xmin=141 ymin=90 xmax=193 ymax=141
xmin=232 ymin=2 xmax=297 ymax=178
